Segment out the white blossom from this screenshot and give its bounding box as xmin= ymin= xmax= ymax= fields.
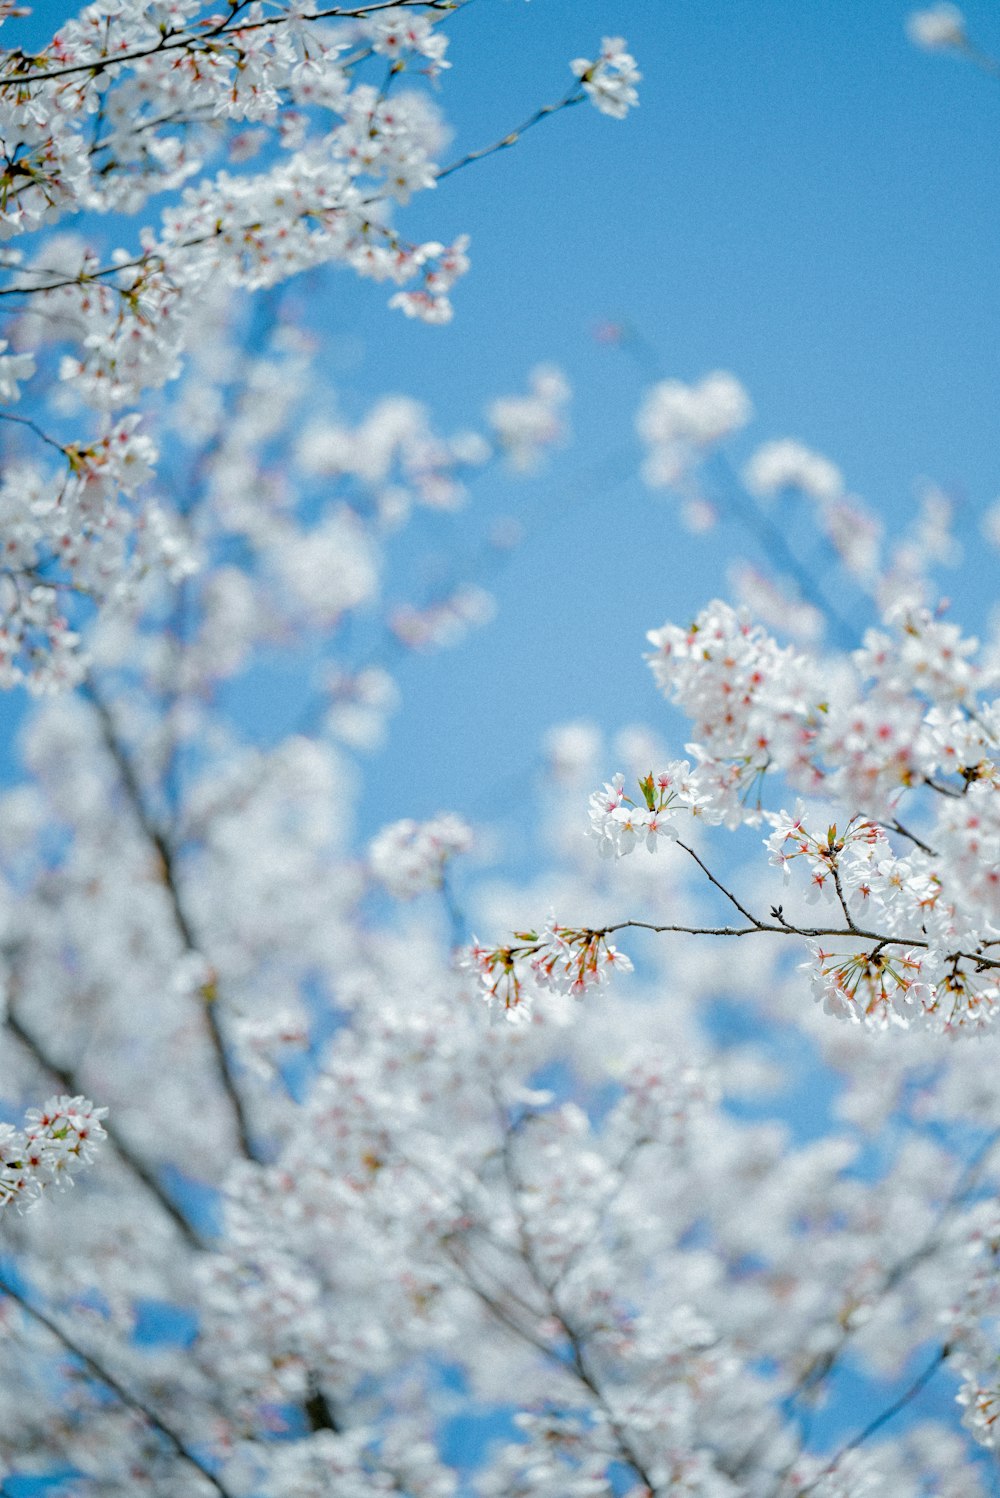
xmin=907 ymin=4 xmax=966 ymax=50
xmin=571 ymin=37 xmax=641 ymax=119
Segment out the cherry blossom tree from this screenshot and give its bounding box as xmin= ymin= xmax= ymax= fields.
xmin=0 ymin=1 xmax=638 ymax=690
xmin=1 ymin=5 xmax=1000 ymax=1497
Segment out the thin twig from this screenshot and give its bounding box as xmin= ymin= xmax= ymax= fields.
xmin=831 ymin=864 xmax=861 ymax=935
xmin=676 ymin=837 xmax=767 ymax=926
xmin=882 ymin=817 xmax=937 ymax=857
xmin=0 ymin=409 xmax=68 ymax=456
xmin=436 ymin=86 xmax=584 ymax=182
xmin=593 ymin=917 xmax=1000 ymax=974
xmin=790 ymin=1345 xmax=949 ymax=1497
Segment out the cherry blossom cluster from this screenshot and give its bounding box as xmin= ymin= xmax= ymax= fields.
xmin=4 ymin=17 xmax=1000 ymax=1498
xmin=461 ymin=923 xmax=633 ymax=1016
xmin=644 ymin=597 xmax=993 ymax=812
xmin=7 ymin=642 xmax=1000 ymax=1495
xmin=636 ymin=370 xmax=752 ymax=490
xmin=480 ymin=594 xmax=998 ymax=1032
xmin=667 ymin=604 xmax=995 ymax=1030
xmin=297 ymin=390 xmax=492 ymax=522
xmin=0 ymin=412 xmax=192 ymax=692
xmin=570 ymin=36 xmax=641 ymax=120
xmin=78 ymin=281 xmax=531 ymax=730
xmin=0 ymin=1093 xmax=107 ymax=1211
xmin=3 ymin=536 xmax=999 ymax=1492
xmin=0 ymin=6 xmax=637 ymax=686
xmin=487 ymin=363 xmax=570 ymax=473
xmin=587 ymin=764 xmax=717 ymax=856
xmin=368 ymin=812 xmax=472 ymax=899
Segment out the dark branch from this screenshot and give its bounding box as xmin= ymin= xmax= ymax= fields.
xmin=83 ymin=679 xmax=261 ymax=1163
xmin=5 ymin=1004 xmax=208 ymax=1251
xmin=0 ymin=2 xmax=463 ymax=89
xmin=0 ymin=1275 xmax=236 ymax=1497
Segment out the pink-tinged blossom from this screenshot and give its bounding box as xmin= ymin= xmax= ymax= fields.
xmin=645 ymin=599 xmax=823 ymax=800
xmin=855 ymin=605 xmax=982 ymax=710
xmin=366 ymin=8 xmax=450 ymax=71
xmin=0 ymin=0 xmax=615 ymax=684
xmin=389 ymin=288 xmax=455 ymax=324
xmin=587 ymin=764 xmax=715 ymax=858
xmin=460 ymin=924 xmax=633 ymax=1015
xmin=3 ymin=14 xmax=1000 ymax=1494
xmin=497 ymin=592 xmax=1000 ymax=1036
xmin=0 ymin=1095 xmax=107 ymax=1211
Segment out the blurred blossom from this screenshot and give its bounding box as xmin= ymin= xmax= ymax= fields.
xmin=906 ymin=4 xmax=967 ymax=50
xmin=544 ymin=721 xmax=603 ymax=782
xmin=729 ymin=562 xmax=826 ymax=643
xmin=637 ymin=371 xmax=752 ymax=488
xmin=369 ymin=814 xmax=472 ymax=898
xmin=982 ymin=498 xmax=1000 ymax=550
xmin=488 ymin=364 xmax=571 ymax=473
xmin=743 ymin=437 xmax=844 ymax=504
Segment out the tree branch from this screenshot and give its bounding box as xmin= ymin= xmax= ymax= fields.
xmin=83 ymin=680 xmax=261 ymax=1163
xmin=5 ymin=1003 xmax=208 ymax=1251
xmin=0 ymin=2 xmax=464 ymax=89
xmin=790 ymin=1345 xmax=949 ymax=1498
xmin=676 ymin=837 xmax=769 ymax=926
xmin=0 ymin=1274 xmax=236 ymax=1497
xmin=435 ymin=86 xmax=585 ymax=183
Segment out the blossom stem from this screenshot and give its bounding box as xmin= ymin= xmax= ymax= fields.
xmin=436 ymin=86 xmax=585 ymax=183
xmin=0 ymin=409 xmax=68 ymax=456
